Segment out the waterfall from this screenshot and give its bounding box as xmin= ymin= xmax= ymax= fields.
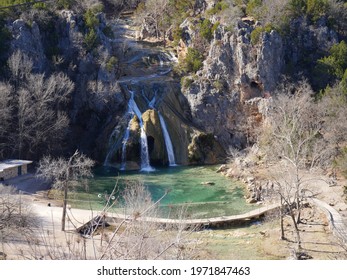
xmin=148 ymin=96 xmax=156 ymax=108
xmin=139 ymin=126 xmax=154 ymax=172
xmin=159 ymin=54 xmax=164 ymax=67
xmin=119 ymin=119 xmax=132 ymax=170
xmin=158 ymin=112 xmax=176 ymax=166
xmin=120 ymin=89 xmax=155 ymax=172
xmin=142 ymin=89 xmax=157 ymax=109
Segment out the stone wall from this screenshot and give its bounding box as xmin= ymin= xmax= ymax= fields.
xmin=0 ymin=164 xmax=28 ymax=180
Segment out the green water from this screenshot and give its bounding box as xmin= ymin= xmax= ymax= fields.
xmin=70 ymin=165 xmax=258 ymax=219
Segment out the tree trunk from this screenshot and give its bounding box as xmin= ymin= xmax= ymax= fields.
xmin=296 ymin=201 xmax=302 ymax=224
xmin=296 ymin=181 xmax=302 ymax=224
xmin=280 ymin=197 xmax=285 ymax=240
xmin=290 ymin=211 xmax=301 ymax=250
xmin=61 ymin=183 xmax=68 ymax=231
xmin=61 ymin=152 xmax=76 ymax=231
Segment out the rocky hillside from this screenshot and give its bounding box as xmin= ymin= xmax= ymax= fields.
xmin=0 ymin=0 xmax=347 ymax=168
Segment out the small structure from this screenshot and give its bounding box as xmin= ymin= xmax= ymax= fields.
xmin=0 ymin=159 xmax=33 ymax=181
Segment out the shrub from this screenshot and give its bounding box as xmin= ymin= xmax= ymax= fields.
xmin=84 ymin=9 xmax=99 ymax=31
xmin=246 ymin=0 xmax=262 ymax=16
xmin=306 ymin=0 xmax=329 ymax=22
xmin=288 ymin=0 xmax=307 ymax=17
xmin=181 ymin=76 xmax=194 ymax=89
xmin=182 ymin=48 xmax=203 ymax=73
xmin=213 ymin=79 xmax=224 ymax=91
xmin=33 ymin=2 xmax=47 ymax=9
xmin=250 ymin=24 xmax=274 ymax=45
xmin=341 ymin=69 xmax=347 ymax=95
xmin=317 ymin=41 xmax=347 ymax=80
xmin=329 ymin=40 xmax=347 ymax=77
xmin=206 ymin=0 xmax=229 ymax=15
xmin=106 ymin=56 xmax=118 ymax=72
xmin=211 ymin=21 xmax=220 ymax=34
xmin=56 ymin=0 xmax=75 ymax=9
xmin=84 ymin=29 xmax=99 ymax=52
xmin=199 ymin=19 xmax=213 ymax=41
xmin=250 ymin=26 xmax=263 ymax=45
xmin=172 ymin=25 xmax=183 ymax=46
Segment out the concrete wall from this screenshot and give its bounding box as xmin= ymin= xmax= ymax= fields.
xmin=22 ymin=164 xmax=28 ymax=174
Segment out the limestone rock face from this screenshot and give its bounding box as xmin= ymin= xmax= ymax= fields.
xmin=58 ymin=9 xmax=83 ymax=59
xmin=158 ymin=87 xmax=194 ymax=165
xmin=184 ymin=15 xmax=339 ymax=153
xmin=286 ymin=17 xmax=338 ymax=69
xmin=188 ymin=133 xmax=226 ymax=165
xmin=138 ymin=17 xmax=158 ymax=40
xmin=177 ymin=18 xmax=199 ymax=61
xmin=10 ymin=19 xmax=46 ymax=71
xmin=185 ymin=20 xmax=284 ymax=149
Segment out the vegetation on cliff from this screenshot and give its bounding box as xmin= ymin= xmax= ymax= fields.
xmin=0 ymin=0 xmax=347 ymax=170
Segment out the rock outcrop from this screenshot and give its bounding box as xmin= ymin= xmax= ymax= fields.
xmin=184 ymin=19 xmax=283 ymax=149
xmin=188 ymin=132 xmax=225 ymax=164
xmin=9 ymin=19 xmax=46 ymax=72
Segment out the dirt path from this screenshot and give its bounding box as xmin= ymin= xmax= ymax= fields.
xmin=311 ymin=198 xmax=347 ymax=245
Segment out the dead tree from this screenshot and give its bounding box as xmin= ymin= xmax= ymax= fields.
xmin=259 ymin=81 xmax=339 ymax=250
xmin=36 ymin=151 xmax=94 ymax=231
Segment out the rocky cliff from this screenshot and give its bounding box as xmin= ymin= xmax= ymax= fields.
xmin=2 ymin=0 xmax=343 ymax=166
xmin=179 ymin=9 xmax=340 ymax=152
xmin=182 ymin=18 xmax=283 ymax=150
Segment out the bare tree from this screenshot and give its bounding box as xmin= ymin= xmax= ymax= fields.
xmin=6 ymin=180 xmax=199 ymax=260
xmin=254 ymin=0 xmax=290 ymax=27
xmin=15 ymin=78 xmax=72 ymax=157
xmin=0 ymin=82 xmax=13 ymax=157
xmin=6 ymin=55 xmax=74 ymax=158
xmin=320 ymin=84 xmax=347 ymax=160
xmin=259 ymin=81 xmax=332 ymax=250
xmin=97 ymin=181 xmax=199 ymax=260
xmin=2 ymin=51 xmax=75 ymax=158
xmin=7 ymin=50 xmax=33 ymax=89
xmin=0 ymin=185 xmax=39 ymax=254
xmin=36 ymin=151 xmax=95 ymax=231
xmin=135 ymin=0 xmax=171 ymax=40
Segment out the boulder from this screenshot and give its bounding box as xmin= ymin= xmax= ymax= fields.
xmin=188 ymin=132 xmax=226 ymax=165
xmin=216 ymin=164 xmax=228 ymax=173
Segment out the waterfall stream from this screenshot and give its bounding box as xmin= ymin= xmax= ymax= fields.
xmin=119 ymin=120 xmax=131 ymax=170
xmin=120 ymin=89 xmax=155 ymax=172
xmin=104 ymin=17 xmax=180 ymax=170
xmin=158 ymin=112 xmax=176 ymax=166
